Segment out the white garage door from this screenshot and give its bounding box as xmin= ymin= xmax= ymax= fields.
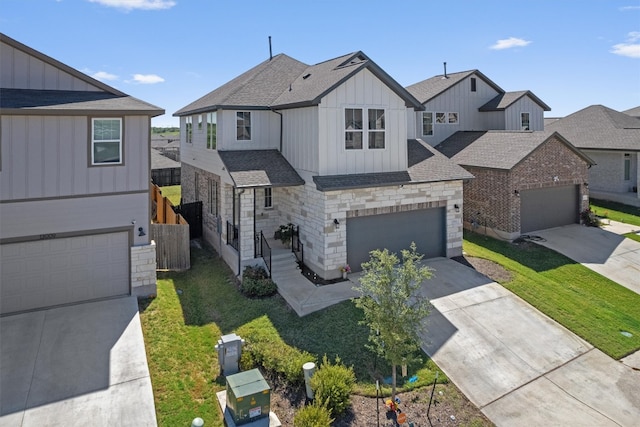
xmin=1 ymin=232 xmax=130 ymax=315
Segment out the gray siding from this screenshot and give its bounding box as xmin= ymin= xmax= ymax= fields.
xmin=504 ymin=97 xmax=545 ymax=131
xmin=0 ymin=42 xmax=102 ymax=91
xmin=586 ymin=150 xmax=638 ymax=193
xmin=0 ymin=115 xmax=151 ymax=200
xmin=281 ymin=106 xmax=319 ymax=174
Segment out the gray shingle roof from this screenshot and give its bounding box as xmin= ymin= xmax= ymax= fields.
xmin=312 ymin=139 xmax=473 ymax=191
xmin=174 ymin=51 xmax=422 ymax=116
xmin=479 ymin=90 xmax=551 ymax=112
xmin=0 ymin=88 xmax=164 ymax=115
xmin=218 ymin=150 xmax=305 ymax=188
xmin=623 ymin=106 xmax=640 ymax=118
xmin=151 ymin=148 xmax=181 ymax=170
xmin=435 ymin=130 xmax=593 ymax=170
xmin=546 ymin=105 xmax=640 ymax=151
xmin=405 ymin=70 xmax=503 ymax=104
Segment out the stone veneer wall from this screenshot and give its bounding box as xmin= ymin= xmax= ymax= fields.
xmin=462 ymin=135 xmax=590 ymax=239
xmin=131 ymin=241 xmax=157 ymax=297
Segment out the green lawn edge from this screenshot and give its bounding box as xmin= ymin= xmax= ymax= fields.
xmin=590 ymin=198 xmax=640 ymax=227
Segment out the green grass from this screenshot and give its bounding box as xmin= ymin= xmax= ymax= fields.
xmin=463 ymin=231 xmax=640 ymax=360
xmin=140 ymin=247 xmax=445 ymax=426
xmin=624 ymin=232 xmax=640 ymax=243
xmin=160 ymin=185 xmax=181 ymax=206
xmin=590 ymin=198 xmax=640 ymax=226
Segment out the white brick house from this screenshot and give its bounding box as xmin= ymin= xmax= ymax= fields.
xmin=175 ymin=52 xmax=472 ymax=280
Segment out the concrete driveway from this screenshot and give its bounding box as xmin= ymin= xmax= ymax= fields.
xmin=531 ymin=223 xmax=640 ymax=294
xmin=419 ymin=258 xmax=640 ymax=426
xmin=0 ymin=296 xmax=157 ymax=427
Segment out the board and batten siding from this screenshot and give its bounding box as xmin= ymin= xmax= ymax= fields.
xmin=0 ymin=115 xmax=151 ymax=200
xmin=318 ymin=68 xmax=408 ymax=176
xmin=503 ymin=97 xmax=545 ymax=131
xmin=0 ymin=41 xmax=102 ymax=91
xmin=418 ymin=74 xmax=500 ymax=147
xmin=217 ymin=109 xmax=279 ymax=151
xmin=281 ymin=106 xmax=319 ymax=174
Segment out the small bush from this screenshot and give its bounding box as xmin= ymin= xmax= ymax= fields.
xmin=310 ymin=355 xmax=355 ymax=417
xmin=580 ymin=208 xmax=601 ymax=227
xmin=294 ymin=401 xmax=333 ymax=427
xmin=240 ymin=266 xmax=277 ymax=298
xmin=237 ymin=316 xmax=315 ymax=384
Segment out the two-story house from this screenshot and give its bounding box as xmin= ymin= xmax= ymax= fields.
xmin=0 ymin=33 xmax=164 ymax=315
xmin=406 ymin=69 xmax=593 ymax=240
xmin=175 ymin=52 xmax=472 ymax=279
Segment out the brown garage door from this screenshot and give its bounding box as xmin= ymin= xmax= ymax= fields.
xmin=520 ymin=185 xmax=579 ymax=233
xmin=1 ymin=232 xmax=130 ymax=315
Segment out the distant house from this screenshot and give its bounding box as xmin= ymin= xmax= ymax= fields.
xmin=174 ymin=51 xmax=471 ymax=279
xmin=151 ymin=148 xmax=181 ymax=186
xmin=406 ymin=70 xmax=592 ymax=239
xmin=623 ymin=106 xmax=640 ymax=119
xmin=0 ymin=33 xmax=164 ymax=315
xmin=547 ymin=105 xmax=640 ymax=207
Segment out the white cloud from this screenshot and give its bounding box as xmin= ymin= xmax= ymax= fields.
xmin=611 ymin=32 xmax=640 ymax=58
xmin=92 ymin=71 xmax=119 ymax=81
xmin=88 ymin=0 xmax=176 ymax=11
xmin=620 ymin=6 xmax=640 ymax=11
xmin=490 ymin=37 xmax=532 ymax=50
xmin=131 ymin=74 xmax=165 ymax=84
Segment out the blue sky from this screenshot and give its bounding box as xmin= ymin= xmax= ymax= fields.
xmin=2 ymin=0 xmax=639 ymax=127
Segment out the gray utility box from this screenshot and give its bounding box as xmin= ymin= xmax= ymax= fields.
xmin=215 ymin=333 xmax=245 ymax=376
xmin=226 ymin=369 xmax=271 ymax=426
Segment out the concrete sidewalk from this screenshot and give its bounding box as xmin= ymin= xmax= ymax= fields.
xmin=0 ymin=297 xmax=157 ymax=427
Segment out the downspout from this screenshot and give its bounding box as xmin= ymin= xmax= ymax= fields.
xmin=270 ymin=108 xmax=283 ymax=152
xmin=253 ymin=188 xmax=257 ymax=257
xmin=236 ymin=188 xmax=245 ymax=276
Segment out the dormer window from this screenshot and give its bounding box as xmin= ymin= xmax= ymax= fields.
xmin=521 ymin=112 xmax=530 ymax=131
xmin=471 ymin=77 xmax=477 ymax=92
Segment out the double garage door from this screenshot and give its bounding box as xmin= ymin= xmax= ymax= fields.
xmin=1 ymin=232 xmax=130 ymax=315
xmin=520 ymin=185 xmax=579 ymax=233
xmin=346 ymin=207 xmax=445 ymax=272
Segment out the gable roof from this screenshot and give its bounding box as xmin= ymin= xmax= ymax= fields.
xmin=151 ymin=149 xmax=181 ymax=170
xmin=218 ymin=150 xmax=305 ymax=188
xmin=313 ymin=139 xmax=473 ymax=191
xmin=405 ymin=70 xmax=503 ymax=105
xmin=435 ymin=130 xmax=593 ymax=170
xmin=623 ymin=106 xmax=640 ymax=118
xmin=546 ymin=105 xmax=640 ymax=151
xmin=174 ymin=51 xmax=423 ymax=116
xmin=479 ymin=90 xmax=551 ymax=112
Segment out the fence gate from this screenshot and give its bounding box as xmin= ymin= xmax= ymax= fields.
xmin=176 ymin=201 xmax=203 ymax=239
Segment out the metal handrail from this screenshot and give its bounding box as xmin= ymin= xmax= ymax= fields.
xmin=261 ymin=232 xmax=272 ymax=276
xmin=226 ymin=221 xmax=239 ymax=251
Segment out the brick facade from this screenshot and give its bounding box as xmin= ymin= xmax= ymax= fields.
xmin=131 ymin=241 xmax=157 ymax=297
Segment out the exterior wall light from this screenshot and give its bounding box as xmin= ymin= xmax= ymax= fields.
xmin=454 ymin=204 xmax=460 ymax=212
xmin=514 ymin=190 xmax=520 ymax=196
xmin=138 ymin=227 xmax=146 ymax=236
xmin=333 ymin=218 xmax=340 ymax=229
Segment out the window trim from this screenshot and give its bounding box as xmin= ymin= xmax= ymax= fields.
xmin=520 ymin=112 xmax=531 ymax=131
xmin=470 ymin=77 xmax=477 ymax=92
xmin=367 ymin=108 xmax=385 ymax=149
xmin=236 ymin=111 xmax=252 ymax=141
xmin=89 ymin=117 xmax=124 ymax=166
xmin=345 ymin=107 xmax=388 ymax=150
xmin=422 ymin=112 xmax=434 ymax=136
xmin=185 ymin=116 xmax=193 ymax=144
xmin=624 ymin=153 xmax=631 ymax=181
xmin=207 ymin=111 xmax=217 ymax=149
xmin=264 ymin=187 xmax=273 ymax=209
xmin=345 ymin=107 xmax=364 ymax=150
xmin=435 ymin=112 xmax=459 ymax=125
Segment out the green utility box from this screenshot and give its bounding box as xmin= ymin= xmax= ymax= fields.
xmin=226 ymin=369 xmax=271 ymax=425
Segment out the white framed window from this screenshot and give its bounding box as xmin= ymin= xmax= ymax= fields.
xmin=345 ymin=108 xmax=363 ymax=150
xmin=436 ymin=112 xmax=458 ymax=124
xmin=624 ymin=153 xmax=631 ymax=181
xmin=422 ymin=112 xmax=434 ymax=136
xmin=207 ymin=112 xmax=217 ymax=149
xmin=368 ymin=109 xmax=385 ymax=149
xmin=521 ymin=112 xmax=530 ymax=131
xmin=91 ymin=118 xmax=122 ymax=165
xmin=236 ymin=112 xmax=251 ymax=141
xmin=208 ymin=178 xmax=218 ymax=215
xmin=185 ymin=116 xmax=193 ymax=144
xmin=448 ymin=112 xmax=458 ymax=124
xmin=436 ymin=112 xmax=446 ymax=124
xmin=264 ymin=187 xmax=272 ymax=208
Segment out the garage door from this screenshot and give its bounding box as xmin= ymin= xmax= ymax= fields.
xmin=520 ymin=185 xmax=579 ymax=233
xmin=1 ymin=232 xmax=130 ymax=315
xmin=347 ymin=208 xmax=445 ymax=272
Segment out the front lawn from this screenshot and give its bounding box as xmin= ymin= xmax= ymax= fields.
xmin=140 ymin=247 xmax=449 ymax=426
xmin=464 ymin=231 xmax=640 ymax=360
xmin=590 ymin=198 xmax=640 ymax=227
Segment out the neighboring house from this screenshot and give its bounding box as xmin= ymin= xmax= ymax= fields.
xmin=151 ymin=148 xmax=181 ymax=186
xmin=405 ymin=69 xmax=551 ymax=146
xmin=547 ymin=105 xmax=640 ymax=207
xmin=174 ymin=51 xmax=472 ymax=279
xmin=152 ymin=135 xmax=180 ymax=161
xmin=623 ymin=106 xmax=640 ymax=119
xmin=0 ymin=33 xmax=164 ymax=315
xmin=435 ymin=131 xmax=594 ymax=240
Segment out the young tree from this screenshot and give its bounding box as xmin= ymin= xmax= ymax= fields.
xmin=354 ymin=242 xmax=433 ymax=403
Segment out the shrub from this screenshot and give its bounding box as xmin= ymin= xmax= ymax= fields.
xmin=580 ymin=208 xmax=601 ymax=227
xmin=310 ymin=355 xmax=355 ymax=416
xmin=294 ymin=401 xmax=333 ymax=427
xmin=240 ymin=266 xmax=277 ymax=298
xmin=237 ymin=316 xmax=316 ymax=384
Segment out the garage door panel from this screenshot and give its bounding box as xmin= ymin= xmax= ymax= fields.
xmin=1 ymin=232 xmax=130 ymax=315
xmin=521 ymin=185 xmax=579 ymax=233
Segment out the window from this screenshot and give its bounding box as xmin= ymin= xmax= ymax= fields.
xmin=470 ymin=77 xmax=477 ymax=92
xmin=207 ymin=112 xmax=217 ymax=149
xmin=345 ymin=108 xmax=363 ymax=150
xmin=185 ymin=116 xmax=193 ymax=144
xmin=264 ymin=187 xmax=272 ymax=208
xmin=436 ymin=112 xmax=447 ymax=124
xmin=198 ymin=114 xmax=203 ymax=130
xmin=368 ymin=109 xmax=385 ymax=149
xmin=521 ymin=112 xmax=530 ymax=131
xmin=624 ymin=153 xmax=631 ymax=181
xmin=448 ymin=112 xmax=458 ymax=124
xmin=236 ymin=112 xmax=251 ymax=140
xmin=91 ymin=118 xmax=122 ymax=165
xmin=436 ymin=112 xmax=458 ymax=124
xmin=421 ymin=112 xmax=433 ymax=136
xmin=208 ymin=178 xmax=218 ymax=215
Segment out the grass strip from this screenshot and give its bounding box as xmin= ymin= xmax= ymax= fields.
xmin=590 ymin=198 xmax=640 ymax=226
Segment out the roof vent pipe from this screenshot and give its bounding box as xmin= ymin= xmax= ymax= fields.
xmin=269 ymin=36 xmax=272 ymax=61
xmin=443 ymin=62 xmax=447 ymax=79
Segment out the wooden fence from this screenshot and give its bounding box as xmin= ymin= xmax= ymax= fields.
xmin=151 ymin=183 xmax=190 ymax=270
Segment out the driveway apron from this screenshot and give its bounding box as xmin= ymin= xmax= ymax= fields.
xmin=0 ymin=296 xmax=156 ymax=427
xmin=419 ymin=258 xmax=640 ymax=426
